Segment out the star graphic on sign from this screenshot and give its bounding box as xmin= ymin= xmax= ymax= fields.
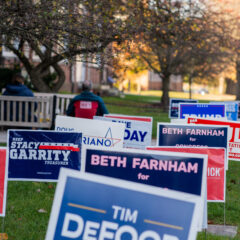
xmin=105 ymin=127 xmax=122 ymax=147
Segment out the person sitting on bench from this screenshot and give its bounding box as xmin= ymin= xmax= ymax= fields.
xmin=66 ymin=81 xmax=109 ymax=119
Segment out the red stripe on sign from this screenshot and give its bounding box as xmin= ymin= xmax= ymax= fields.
xmin=39 ymin=146 xmax=80 ymax=151
xmin=105 ymin=115 xmax=152 ymax=122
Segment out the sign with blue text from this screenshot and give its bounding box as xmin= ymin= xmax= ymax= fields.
xmin=8 ymin=130 xmax=82 ymax=181
xmin=179 ymin=103 xmax=226 ymax=119
xmin=210 ymin=101 xmax=238 ymax=121
xmin=169 ymin=98 xmax=198 ymax=118
xmin=98 ymin=114 xmax=153 ymax=149
xmin=55 ymin=115 xmax=125 ymax=148
xmin=45 ymin=169 xmax=200 ymax=240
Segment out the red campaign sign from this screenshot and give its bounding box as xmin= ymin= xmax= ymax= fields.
xmin=104 ymin=114 xmax=152 ymax=122
xmin=147 ymin=147 xmax=225 ymax=202
xmin=187 ymin=117 xmax=240 ymax=161
xmin=0 ymin=148 xmax=7 ymax=216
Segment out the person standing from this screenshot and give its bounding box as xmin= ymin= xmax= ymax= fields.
xmin=66 ymin=81 xmax=109 ymax=119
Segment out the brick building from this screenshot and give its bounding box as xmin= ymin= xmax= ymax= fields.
xmin=1 ymin=45 xmax=111 ymax=93
xmin=2 ymin=44 xmax=182 ymax=93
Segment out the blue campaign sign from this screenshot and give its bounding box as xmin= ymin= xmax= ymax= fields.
xmin=169 ymin=98 xmax=198 ymax=118
xmin=8 ymin=130 xmax=82 ymax=181
xmin=45 ymin=169 xmax=200 ymax=240
xmin=179 ymin=103 xmax=226 ymax=119
xmin=157 ymin=123 xmax=228 ymax=173
xmin=210 ymin=101 xmax=238 ymax=121
xmin=157 ymin=123 xmax=228 ymax=150
xmin=81 ymin=146 xmax=207 ymax=197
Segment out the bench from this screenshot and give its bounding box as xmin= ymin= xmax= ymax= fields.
xmin=0 ymin=94 xmax=74 ymax=129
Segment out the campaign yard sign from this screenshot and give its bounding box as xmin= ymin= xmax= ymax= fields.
xmin=102 ymin=114 xmax=153 ymax=149
xmin=0 ymin=148 xmax=8 ymax=217
xmin=104 ymin=114 xmax=153 ymax=123
xmin=210 ymin=101 xmax=238 ymax=121
xmin=169 ymin=98 xmax=198 ymax=119
xmin=187 ymin=117 xmax=240 ymax=162
xmin=55 ymin=115 xmax=125 ymax=149
xmin=8 ymin=130 xmax=82 ymax=181
xmin=157 ymin=123 xmax=228 ymax=149
xmin=147 ymin=147 xmax=226 ymax=202
xmin=179 ymin=103 xmax=226 ymax=119
xmin=81 ymin=146 xmax=207 ymax=197
xmin=157 ymin=123 xmax=229 ymax=169
xmin=45 ymin=169 xmax=201 ymax=240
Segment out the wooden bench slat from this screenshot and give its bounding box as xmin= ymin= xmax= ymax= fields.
xmin=19 ymin=101 xmax=22 ymax=122
xmin=31 ymin=102 xmax=35 ymax=123
xmin=0 ymin=101 xmax=4 ymax=121
xmin=7 ymin=101 xmax=10 ymax=121
xmin=0 ymin=94 xmax=74 ymax=129
xmin=25 ymin=101 xmax=29 ymax=123
xmin=60 ymin=97 xmax=65 ymax=115
xmin=12 ymin=101 xmax=16 ymax=121
xmin=37 ymin=102 xmax=41 ymax=123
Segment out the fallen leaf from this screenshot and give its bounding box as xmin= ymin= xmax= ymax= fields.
xmin=38 ymin=209 xmax=47 ymax=213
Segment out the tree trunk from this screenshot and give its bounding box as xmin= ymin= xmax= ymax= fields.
xmin=161 ymin=73 xmax=170 ymax=112
xmin=189 ymin=75 xmax=192 ymax=99
xmin=29 ymin=70 xmax=52 ymax=92
xmin=6 ymin=40 xmax=66 ymax=92
xmin=99 ymin=53 xmax=104 ymax=84
xmin=28 ymin=62 xmax=65 ymax=93
xmin=52 ymin=63 xmax=66 ymax=92
xmin=236 ymin=58 xmax=240 ymax=100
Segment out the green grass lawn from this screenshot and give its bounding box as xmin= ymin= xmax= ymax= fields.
xmin=2 ymin=93 xmax=240 ymax=239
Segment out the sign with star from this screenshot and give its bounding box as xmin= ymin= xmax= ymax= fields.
xmin=55 ymin=115 xmax=125 ymax=148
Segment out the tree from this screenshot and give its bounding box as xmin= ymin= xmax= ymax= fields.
xmin=0 ymin=0 xmax=131 ymax=92
xmin=121 ymin=0 xmax=229 ymax=110
xmin=209 ymin=0 xmax=240 ymax=100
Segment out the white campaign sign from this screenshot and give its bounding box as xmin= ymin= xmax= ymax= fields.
xmin=99 ymin=114 xmax=153 ymax=149
xmin=55 ymin=115 xmax=125 ymax=148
